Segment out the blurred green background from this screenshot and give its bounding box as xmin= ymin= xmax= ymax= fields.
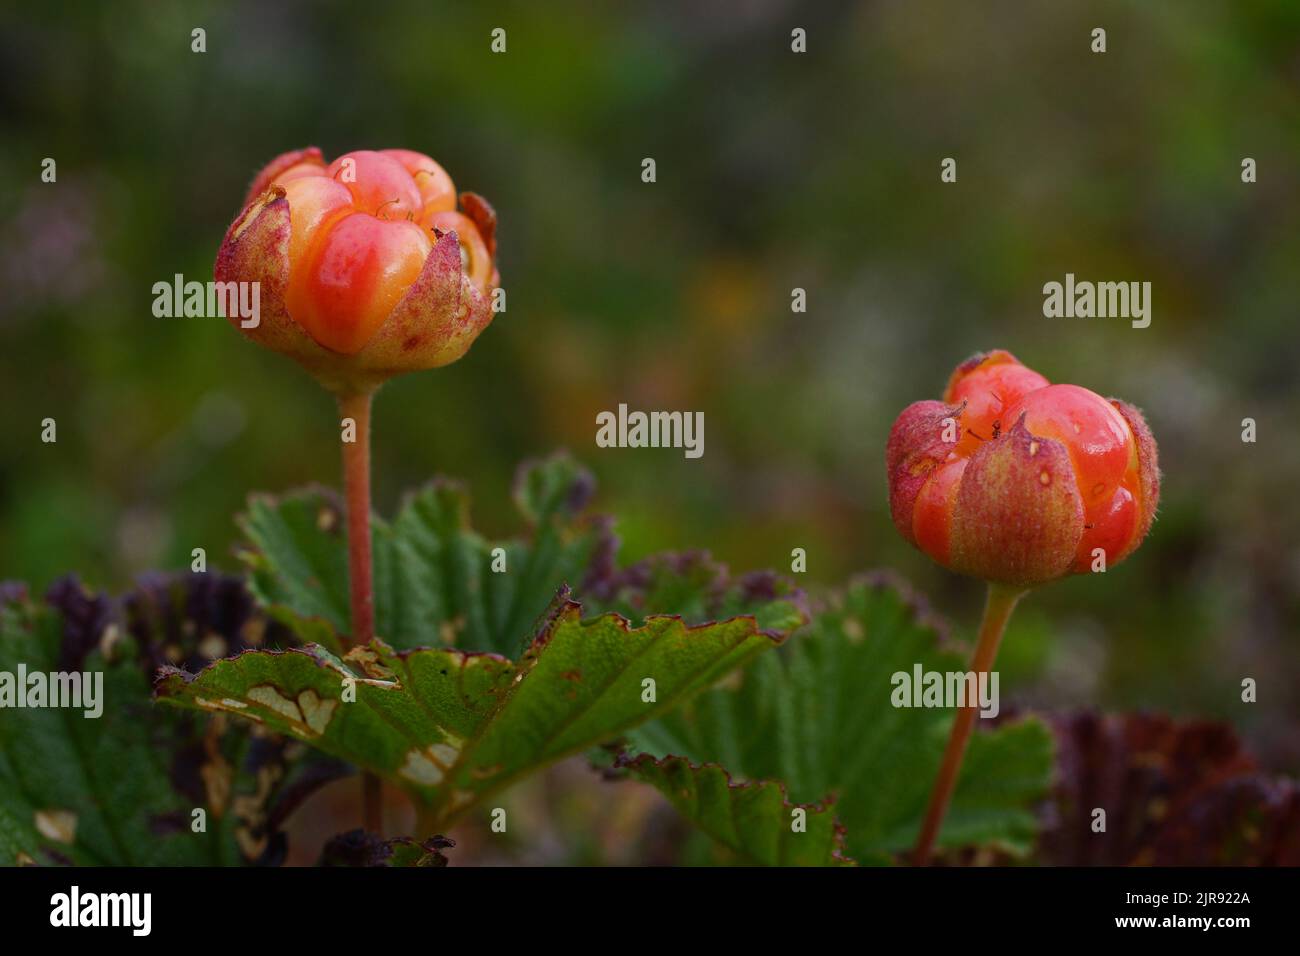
xmin=1 ymin=0 xmax=1297 ymax=776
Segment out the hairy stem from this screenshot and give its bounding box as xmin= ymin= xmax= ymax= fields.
xmin=338 ymin=389 xmax=380 ymax=833
xmin=338 ymin=391 xmax=375 ymax=650
xmin=912 ymin=582 xmax=1023 ymax=865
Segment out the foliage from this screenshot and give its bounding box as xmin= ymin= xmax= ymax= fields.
xmin=619 ymin=575 xmax=1054 ymax=865
xmin=0 ymin=574 xmax=338 ymax=866
xmin=7 ymin=458 xmax=1293 ymax=866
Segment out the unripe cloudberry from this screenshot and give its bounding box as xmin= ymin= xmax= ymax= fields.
xmin=215 ymin=146 xmax=499 ymax=395
xmin=887 ymin=350 xmax=1160 ymax=588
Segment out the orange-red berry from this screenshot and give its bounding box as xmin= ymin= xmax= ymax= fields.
xmin=887 ymin=350 xmax=1160 ymax=587
xmin=215 ymin=146 xmax=500 ymax=394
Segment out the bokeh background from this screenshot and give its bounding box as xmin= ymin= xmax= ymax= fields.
xmin=1 ymin=0 xmax=1297 ymax=797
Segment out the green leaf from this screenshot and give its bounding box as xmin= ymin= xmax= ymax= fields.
xmin=0 ymin=578 xmax=315 ymax=866
xmin=239 ymin=453 xmax=612 ymax=655
xmin=156 ymin=591 xmax=795 ymax=829
xmin=622 ymin=575 xmax=1054 ymax=864
xmin=615 ymin=754 xmax=852 ymax=866
xmin=239 ymin=488 xmax=351 ymax=649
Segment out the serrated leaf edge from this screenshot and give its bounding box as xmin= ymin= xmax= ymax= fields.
xmin=614 ymin=750 xmax=857 ymax=866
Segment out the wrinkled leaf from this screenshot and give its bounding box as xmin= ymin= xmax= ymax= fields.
xmin=240 ymin=453 xmax=612 ymax=655
xmin=156 ymin=590 xmax=802 ymax=829
xmin=622 ymin=574 xmax=1054 ymax=863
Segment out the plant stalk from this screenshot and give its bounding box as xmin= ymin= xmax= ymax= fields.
xmin=339 ymin=391 xmax=375 ymax=649
xmin=912 ymin=582 xmax=1023 ymax=865
xmin=338 ymin=389 xmax=381 ymax=833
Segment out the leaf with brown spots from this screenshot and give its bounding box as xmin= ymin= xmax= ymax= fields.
xmin=0 ymin=578 xmax=312 ymax=865
xmin=156 ymin=587 xmax=804 ymax=830
xmin=0 ymin=575 xmax=322 ymax=865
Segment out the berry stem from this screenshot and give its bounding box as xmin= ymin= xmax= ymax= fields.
xmin=338 ymin=391 xmax=375 ymax=649
xmin=338 ymin=389 xmax=381 ymax=833
xmin=912 ymin=582 xmax=1024 ymax=865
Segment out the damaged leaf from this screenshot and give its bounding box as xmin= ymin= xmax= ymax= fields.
xmin=0 ymin=575 xmax=319 ymax=866
xmin=156 ymin=588 xmax=803 ymax=830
